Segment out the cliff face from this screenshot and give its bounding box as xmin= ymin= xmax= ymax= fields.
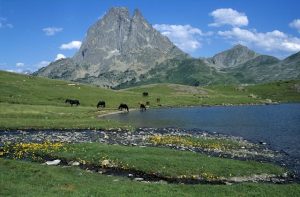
xmin=34 ymin=7 xmax=186 ymax=87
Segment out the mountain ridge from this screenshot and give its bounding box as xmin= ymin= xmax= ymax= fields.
xmin=34 ymin=7 xmax=300 ymax=88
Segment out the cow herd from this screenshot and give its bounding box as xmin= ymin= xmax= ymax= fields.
xmin=65 ymin=92 xmax=157 ymax=112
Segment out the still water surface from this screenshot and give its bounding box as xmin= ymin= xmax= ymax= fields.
xmin=104 ymin=104 xmax=300 ymax=159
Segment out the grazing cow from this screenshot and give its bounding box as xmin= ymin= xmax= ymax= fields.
xmin=142 ymin=92 xmax=149 ymax=97
xmin=118 ymin=104 xmax=129 ymax=112
xmin=140 ymin=104 xmax=146 ymax=111
xmin=65 ymin=99 xmax=80 ymax=106
xmin=97 ymin=100 xmax=106 ymax=108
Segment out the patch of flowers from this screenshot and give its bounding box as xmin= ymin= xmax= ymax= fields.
xmin=148 ymin=135 xmax=241 ymax=151
xmin=178 ymin=172 xmax=220 ymax=181
xmin=0 ymin=141 xmax=64 ymax=161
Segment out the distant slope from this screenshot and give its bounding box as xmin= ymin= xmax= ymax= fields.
xmin=116 ymin=58 xmax=239 ymax=89
xmin=116 ymin=45 xmax=300 ymax=88
xmin=223 ymin=54 xmax=300 ymax=83
xmin=1 ymin=71 xmax=299 ymax=108
xmin=0 ymin=70 xmax=136 ymax=107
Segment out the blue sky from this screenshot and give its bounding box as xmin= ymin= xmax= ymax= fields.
xmin=1 ymin=0 xmax=300 ymax=73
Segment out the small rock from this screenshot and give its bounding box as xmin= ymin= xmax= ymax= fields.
xmin=128 ymin=173 xmax=134 ymax=177
xmin=282 ymin=172 xmax=288 ymax=178
xmin=101 ymin=159 xmax=110 ymax=167
xmin=45 ymin=159 xmax=61 ymax=166
xmin=68 ymin=161 xmax=80 ymax=166
xmin=113 ymin=179 xmax=119 ymax=182
xmin=225 ymin=182 xmax=233 ymax=185
xmin=259 ymin=141 xmax=267 ymax=145
xmin=134 ymin=177 xmax=144 ymax=181
xmin=158 ymin=180 xmax=168 ymax=184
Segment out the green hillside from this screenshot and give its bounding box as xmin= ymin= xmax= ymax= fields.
xmin=0 ymin=70 xmax=299 ymax=129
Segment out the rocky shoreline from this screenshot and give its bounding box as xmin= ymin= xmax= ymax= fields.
xmin=0 ymin=127 xmax=299 ymax=183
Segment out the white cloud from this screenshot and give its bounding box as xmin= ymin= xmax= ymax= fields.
xmin=36 ymin=61 xmax=50 ymax=68
xmin=218 ymin=27 xmax=300 ymax=52
xmin=209 ymin=8 xmax=248 ymax=27
xmin=153 ymin=24 xmax=212 ymax=53
xmin=55 ymin=53 xmax=66 ymax=61
xmin=60 ymin=41 xmax=82 ymax=50
xmin=3 ymin=60 xmax=50 ymax=74
xmin=0 ymin=17 xmax=13 ymax=29
xmin=42 ymin=27 xmax=63 ymax=36
xmin=289 ymin=19 xmax=300 ymax=33
xmin=16 ymin=62 xmax=25 ymax=67
xmin=6 ymin=69 xmax=31 ymax=74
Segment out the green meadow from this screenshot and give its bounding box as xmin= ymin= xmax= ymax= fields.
xmin=1 ymin=70 xmax=300 ymax=196
xmin=1 ymin=70 xmax=299 ymax=129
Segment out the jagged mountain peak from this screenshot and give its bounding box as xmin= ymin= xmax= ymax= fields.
xmin=35 ymin=7 xmax=186 ymax=87
xmin=208 ymin=44 xmax=259 ymax=69
xmin=107 ymin=7 xmax=129 ymax=16
xmin=232 ymin=44 xmax=249 ymax=49
xmin=133 ymin=8 xmax=143 ymax=18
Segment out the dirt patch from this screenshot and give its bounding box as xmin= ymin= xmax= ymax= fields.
xmin=294 ymin=83 xmax=300 ymax=93
xmin=167 ymin=84 xmax=208 ymax=95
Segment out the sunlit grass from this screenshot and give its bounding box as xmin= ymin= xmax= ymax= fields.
xmin=1 ymin=158 xmax=300 ymax=197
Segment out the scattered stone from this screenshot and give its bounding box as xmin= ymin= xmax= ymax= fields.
xmin=259 ymin=141 xmax=267 ymax=145
xmin=128 ymin=173 xmax=134 ymax=178
xmin=134 ymin=177 xmax=144 ymax=181
xmin=68 ymin=161 xmax=80 ymax=166
xmin=101 ymin=159 xmax=110 ymax=167
xmin=45 ymin=159 xmax=61 ymax=166
xmin=282 ymin=172 xmax=288 ymax=178
xmin=157 ymin=180 xmax=168 ymax=184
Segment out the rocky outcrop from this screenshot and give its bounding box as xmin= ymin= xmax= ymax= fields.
xmin=34 ymin=7 xmax=186 ymax=87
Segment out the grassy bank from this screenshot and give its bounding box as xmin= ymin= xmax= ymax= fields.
xmin=2 ymin=142 xmax=286 ymax=179
xmin=1 ymin=158 xmax=299 ymax=197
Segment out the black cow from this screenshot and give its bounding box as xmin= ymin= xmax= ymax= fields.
xmin=142 ymin=92 xmax=149 ymax=97
xmin=97 ymin=100 xmax=106 ymax=108
xmin=140 ymin=104 xmax=146 ymax=111
xmin=118 ymin=104 xmax=129 ymax=112
xmin=65 ymin=99 xmax=80 ymax=106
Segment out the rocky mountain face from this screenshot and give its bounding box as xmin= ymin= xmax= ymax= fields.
xmin=34 ymin=7 xmax=186 ymax=87
xmin=206 ymin=44 xmax=259 ymax=69
xmin=34 ymin=7 xmax=300 ymax=88
xmin=216 ymin=47 xmax=300 ymax=84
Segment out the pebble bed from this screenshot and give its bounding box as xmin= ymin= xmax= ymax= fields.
xmin=0 ymin=127 xmax=298 ymax=183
